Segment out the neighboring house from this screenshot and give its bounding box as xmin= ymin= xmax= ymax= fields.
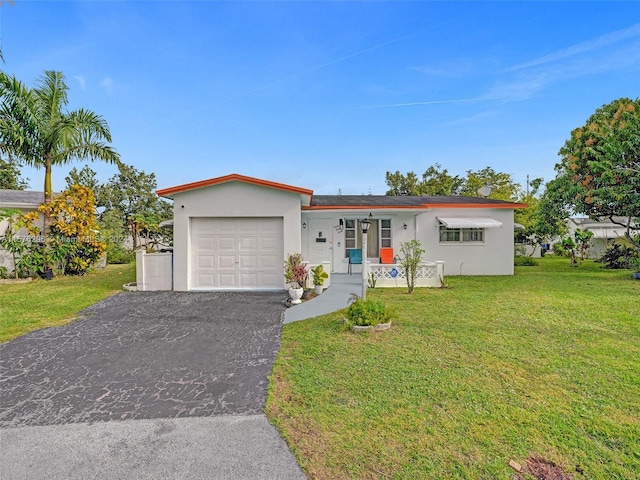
xmin=0 ymin=189 xmax=45 ymax=272
xmin=567 ymin=217 xmax=637 ymax=259
xmin=156 ymin=174 xmax=526 ymax=292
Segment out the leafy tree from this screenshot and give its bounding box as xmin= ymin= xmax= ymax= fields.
xmin=385 ymin=170 xmax=422 ymax=196
xmin=386 ymin=164 xmax=463 ymax=196
xmin=385 ymin=164 xmax=520 ymax=200
xmin=459 ymin=166 xmax=521 ymax=201
xmin=101 ymin=163 xmax=172 ymax=250
xmin=0 ymin=157 xmax=28 ymax=189
xmin=545 ymin=98 xmax=639 ymax=240
xmin=0 ymin=70 xmax=120 ymax=233
xmin=574 ymin=228 xmax=594 ymax=261
xmin=398 ymin=239 xmax=425 ymax=294
xmin=561 ymin=237 xmax=578 ymax=266
xmin=36 ymin=185 xmax=106 ymax=275
xmin=65 ymin=165 xmax=102 ymax=194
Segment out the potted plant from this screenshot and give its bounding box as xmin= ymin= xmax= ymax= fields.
xmin=284 ymin=253 xmax=306 ymax=304
xmin=310 ymin=264 xmax=328 ymax=294
xmin=345 ymin=297 xmax=393 ymax=333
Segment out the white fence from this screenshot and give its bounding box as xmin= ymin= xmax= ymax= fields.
xmin=368 ymin=261 xmax=445 ymax=288
xmin=136 ymin=250 xmax=173 ymax=291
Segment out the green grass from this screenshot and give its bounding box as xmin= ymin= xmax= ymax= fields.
xmin=267 ymin=257 xmax=640 ymax=479
xmin=0 ymin=263 xmax=135 ymax=343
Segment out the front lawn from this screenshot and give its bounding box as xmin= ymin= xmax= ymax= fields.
xmin=0 ymin=263 xmax=135 ymax=343
xmin=267 ymin=257 xmax=639 ymax=479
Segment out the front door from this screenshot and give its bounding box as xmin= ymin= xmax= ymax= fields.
xmin=307 ymin=218 xmax=332 ymax=267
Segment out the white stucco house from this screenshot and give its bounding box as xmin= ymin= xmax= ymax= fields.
xmin=566 ymin=216 xmax=637 ymax=259
xmin=0 ymin=189 xmax=45 ymax=272
xmin=155 ymin=174 xmax=526 ymax=292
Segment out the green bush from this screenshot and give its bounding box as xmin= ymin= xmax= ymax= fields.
xmin=600 ymin=237 xmax=640 ymax=269
xmin=346 ymin=298 xmax=392 ymax=326
xmin=106 ymin=244 xmax=135 ymax=264
xmin=514 ymin=256 xmax=538 ymax=266
xmin=552 ymin=242 xmax=566 ymax=256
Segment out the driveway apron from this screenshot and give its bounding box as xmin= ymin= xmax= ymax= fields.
xmin=0 ymin=291 xmax=306 ymax=479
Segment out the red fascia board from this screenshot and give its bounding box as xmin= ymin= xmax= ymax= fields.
xmin=157 ymin=173 xmax=314 ymax=197
xmin=302 ymin=203 xmax=528 ymax=210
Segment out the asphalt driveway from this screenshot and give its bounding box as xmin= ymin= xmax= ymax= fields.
xmin=0 ymin=291 xmax=305 ymax=479
xmin=0 ymin=291 xmax=285 ymax=427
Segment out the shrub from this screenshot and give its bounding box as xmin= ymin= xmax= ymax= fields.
xmin=346 ymin=298 xmax=392 ymax=326
xmin=600 ymin=237 xmax=640 ymax=269
xmin=399 ymin=239 xmax=425 ymax=294
xmin=551 ymin=242 xmax=565 ymax=256
xmin=106 ymin=244 xmax=135 ymax=264
xmin=514 ymin=256 xmax=538 ymax=266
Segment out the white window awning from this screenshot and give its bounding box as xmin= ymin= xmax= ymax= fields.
xmin=437 ymin=217 xmax=503 ymax=229
xmin=587 ymin=228 xmax=624 ymax=239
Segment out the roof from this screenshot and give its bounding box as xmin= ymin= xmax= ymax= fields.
xmin=0 ymin=189 xmax=45 ymax=209
xmin=570 ymin=216 xmax=637 ymax=228
xmin=156 ymin=173 xmax=314 ymax=205
xmin=306 ymin=195 xmax=526 ymax=210
xmin=155 ymin=174 xmax=526 ymax=210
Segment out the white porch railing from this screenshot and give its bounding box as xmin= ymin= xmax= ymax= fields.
xmin=368 ymin=261 xmax=445 ymax=288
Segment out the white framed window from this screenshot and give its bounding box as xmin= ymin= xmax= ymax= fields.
xmin=439 ymin=226 xmax=484 ymax=243
xmin=344 ymin=219 xmax=393 ymax=256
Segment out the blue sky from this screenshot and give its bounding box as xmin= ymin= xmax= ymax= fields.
xmin=2 ymin=1 xmax=639 ymax=195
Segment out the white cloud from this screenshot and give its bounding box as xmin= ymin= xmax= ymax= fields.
xmin=99 ymin=76 xmax=114 ymax=93
xmin=73 ymin=75 xmax=86 ymax=90
xmin=508 ymin=23 xmax=640 ymax=71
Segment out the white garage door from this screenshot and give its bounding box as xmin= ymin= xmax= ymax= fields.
xmin=191 ymin=217 xmax=284 ymax=290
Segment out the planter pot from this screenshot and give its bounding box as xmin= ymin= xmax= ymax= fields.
xmin=633 ymin=272 xmax=640 ymax=280
xmin=314 ymin=285 xmax=324 ymax=295
xmin=37 ymin=269 xmax=53 ymax=281
xmin=289 ymin=287 xmax=304 ymax=305
xmin=374 ymin=321 xmax=392 ymax=332
xmin=302 ymin=289 xmax=312 ymax=300
xmin=350 ymin=324 xmax=374 ymax=333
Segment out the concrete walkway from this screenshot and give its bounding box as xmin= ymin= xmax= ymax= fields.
xmin=1 ymin=416 xmax=304 ymax=480
xmin=284 ymin=274 xmax=363 ymax=324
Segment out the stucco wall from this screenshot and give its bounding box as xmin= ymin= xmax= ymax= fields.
xmin=170 ymin=182 xmax=302 ymax=291
xmin=302 ymin=208 xmax=515 ymax=276
xmin=417 ymin=208 xmax=515 ymax=276
xmin=301 ymin=211 xmax=417 ymax=274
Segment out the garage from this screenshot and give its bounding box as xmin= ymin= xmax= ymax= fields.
xmin=191 ymin=217 xmax=284 ymax=290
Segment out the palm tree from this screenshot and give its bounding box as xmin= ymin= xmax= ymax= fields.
xmin=0 ymin=69 xmax=120 ymax=233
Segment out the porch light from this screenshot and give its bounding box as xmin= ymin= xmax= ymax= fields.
xmin=403 ymin=223 xmax=407 ymax=230
xmin=360 ymin=218 xmax=371 ymax=234
xmin=302 ymin=222 xmax=307 ymax=229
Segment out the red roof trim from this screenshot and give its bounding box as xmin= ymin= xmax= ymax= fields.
xmin=303 ymin=203 xmax=527 ymax=210
xmin=157 ymin=173 xmax=314 ymax=197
